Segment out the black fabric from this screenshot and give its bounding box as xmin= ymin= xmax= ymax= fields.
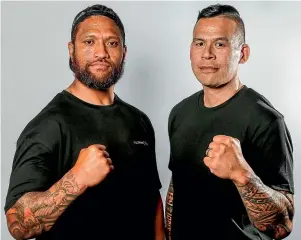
xmin=168 ymin=86 xmax=294 ymax=240
xmin=5 ymin=90 xmax=161 ymax=240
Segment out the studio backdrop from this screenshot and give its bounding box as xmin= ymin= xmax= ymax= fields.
xmin=2 ymin=1 xmax=301 ymax=239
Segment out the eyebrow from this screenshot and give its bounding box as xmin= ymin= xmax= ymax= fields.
xmin=81 ymin=33 xmax=121 ymax=41
xmin=193 ymin=37 xmax=229 ymax=42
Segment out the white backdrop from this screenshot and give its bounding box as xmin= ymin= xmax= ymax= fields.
xmin=2 ymin=1 xmax=301 ymax=239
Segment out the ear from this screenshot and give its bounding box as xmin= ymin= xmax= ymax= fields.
xmin=68 ymin=42 xmax=75 ymax=63
xmin=239 ymin=44 xmax=250 ymax=64
xmin=190 ymin=41 xmax=195 ymax=61
xmin=123 ymin=44 xmax=127 ymax=60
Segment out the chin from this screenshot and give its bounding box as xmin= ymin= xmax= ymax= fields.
xmin=91 ymin=73 xmax=110 ymax=81
xmin=198 ymin=76 xmax=215 ymax=86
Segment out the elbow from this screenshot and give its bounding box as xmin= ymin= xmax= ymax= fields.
xmin=6 ymin=209 xmax=37 ymax=240
xmin=7 ymin=218 xmax=27 ymax=240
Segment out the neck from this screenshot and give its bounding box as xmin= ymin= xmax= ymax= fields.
xmin=203 ymin=76 xmax=243 ymax=108
xmin=66 ymin=79 xmax=115 ymax=106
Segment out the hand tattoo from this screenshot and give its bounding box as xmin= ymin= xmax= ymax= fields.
xmin=236 ymin=176 xmax=294 ymax=239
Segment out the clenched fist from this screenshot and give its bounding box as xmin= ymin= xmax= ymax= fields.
xmin=203 ymin=135 xmax=254 ymax=185
xmin=72 ymin=144 xmax=114 ymax=188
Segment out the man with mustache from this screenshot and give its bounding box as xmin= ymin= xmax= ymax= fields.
xmin=5 ymin=4 xmax=164 ymax=240
xmin=165 ymin=4 xmax=294 ymax=240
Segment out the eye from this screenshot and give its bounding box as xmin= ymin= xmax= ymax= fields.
xmin=84 ymin=39 xmax=94 ymax=45
xmin=195 ymin=41 xmax=204 ymax=47
xmin=107 ymin=41 xmax=119 ymax=47
xmin=215 ymin=42 xmax=225 ymax=48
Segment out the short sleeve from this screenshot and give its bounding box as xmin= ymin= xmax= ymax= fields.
xmin=254 ymin=118 xmax=294 ymax=194
xmin=141 ymin=114 xmax=161 ymax=190
xmin=148 ymin=124 xmax=162 ymax=190
xmin=4 ymin=138 xmax=56 ymax=213
xmin=168 ymin=108 xmax=176 ymax=171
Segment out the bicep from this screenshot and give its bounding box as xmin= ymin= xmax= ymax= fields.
xmin=254 ymin=118 xmax=294 ymax=194
xmin=5 ymin=138 xmax=55 ymax=213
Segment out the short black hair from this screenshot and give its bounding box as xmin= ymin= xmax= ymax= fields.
xmin=197 ymin=4 xmax=245 ymax=46
xmin=71 ymin=4 xmax=125 ymax=44
xmin=69 ymin=4 xmax=125 ymax=71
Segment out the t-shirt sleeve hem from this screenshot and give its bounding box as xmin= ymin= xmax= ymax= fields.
xmin=4 ymin=197 xmax=20 ymax=214
xmin=270 ymin=184 xmax=294 ymax=194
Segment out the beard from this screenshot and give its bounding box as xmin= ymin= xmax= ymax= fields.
xmin=70 ymin=53 xmax=125 ymax=91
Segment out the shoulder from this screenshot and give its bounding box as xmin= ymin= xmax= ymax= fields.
xmin=17 ymin=92 xmax=69 ymax=150
xmin=243 ymin=88 xmax=283 ymax=123
xmin=169 ymin=91 xmax=201 ymax=122
xmin=242 ymin=88 xmax=288 ymax=139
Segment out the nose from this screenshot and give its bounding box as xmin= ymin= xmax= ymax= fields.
xmin=201 ymin=44 xmax=215 ymax=60
xmin=94 ymin=41 xmax=109 ymax=59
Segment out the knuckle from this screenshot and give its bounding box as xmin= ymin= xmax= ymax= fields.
xmin=89 ymin=145 xmax=98 ymax=152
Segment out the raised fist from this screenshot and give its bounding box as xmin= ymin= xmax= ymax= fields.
xmin=72 ymin=144 xmax=114 ymax=188
xmin=204 ymin=135 xmax=253 ymax=184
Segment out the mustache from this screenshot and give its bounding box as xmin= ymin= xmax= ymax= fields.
xmin=87 ymin=59 xmax=114 ymax=68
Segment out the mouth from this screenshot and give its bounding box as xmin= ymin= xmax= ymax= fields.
xmin=199 ymin=66 xmax=219 ymax=73
xmin=89 ymin=61 xmax=111 ymax=71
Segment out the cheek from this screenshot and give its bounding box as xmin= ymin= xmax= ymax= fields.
xmin=109 ymin=49 xmax=124 ymax=66
xmin=190 ymin=49 xmax=201 ymax=66
xmin=217 ymin=54 xmax=232 ymax=71
xmin=75 ymin=46 xmax=93 ymax=60
xmin=81 ymin=48 xmax=94 ymax=59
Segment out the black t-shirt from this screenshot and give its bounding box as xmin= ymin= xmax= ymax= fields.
xmin=168 ymin=86 xmax=294 ymax=240
xmin=5 ymin=90 xmax=161 ymax=240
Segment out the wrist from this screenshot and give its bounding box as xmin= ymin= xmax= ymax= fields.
xmin=70 ymin=167 xmax=88 ymax=194
xmin=232 ymin=169 xmax=255 ymax=187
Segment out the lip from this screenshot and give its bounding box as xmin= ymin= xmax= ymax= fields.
xmin=199 ymin=66 xmax=218 ymax=73
xmin=89 ymin=62 xmax=111 ymax=71
xmin=90 ymin=61 xmax=111 ymax=67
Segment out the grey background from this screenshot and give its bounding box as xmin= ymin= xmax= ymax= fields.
xmin=1 ymin=1 xmax=301 ymax=239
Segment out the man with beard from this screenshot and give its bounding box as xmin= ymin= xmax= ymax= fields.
xmin=5 ymin=4 xmax=164 ymax=240
xmin=165 ymin=4 xmax=294 ymax=240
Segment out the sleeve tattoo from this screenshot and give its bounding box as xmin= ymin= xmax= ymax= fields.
xmin=236 ymin=176 xmax=294 ymax=239
xmin=165 ymin=178 xmax=174 ymax=239
xmin=6 ymin=170 xmax=86 ymax=239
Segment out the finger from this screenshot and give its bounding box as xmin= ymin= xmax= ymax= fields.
xmin=207 ymin=148 xmax=215 ymax=158
xmin=213 ymin=135 xmax=232 ymax=146
xmin=89 ymin=144 xmax=107 ymax=151
xmin=106 ymin=158 xmax=113 ymax=165
xmin=103 ymin=151 xmax=110 ymax=158
xmin=205 ymin=148 xmax=215 ymax=158
xmin=232 ymin=138 xmax=240 ymax=146
xmin=109 ymin=165 xmax=114 ymax=171
xmin=79 ymin=148 xmax=86 ymax=153
xmin=203 ymin=156 xmax=211 ymax=167
xmin=208 ymin=142 xmax=219 ymax=150
xmin=205 ymin=148 xmax=211 ymax=157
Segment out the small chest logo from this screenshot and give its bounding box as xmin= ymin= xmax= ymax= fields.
xmin=133 ymin=141 xmax=149 ymax=146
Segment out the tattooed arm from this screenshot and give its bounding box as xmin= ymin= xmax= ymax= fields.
xmin=165 ymin=178 xmax=174 ymax=240
xmin=6 ymin=169 xmax=87 ymax=240
xmin=154 ymin=191 xmax=165 ymax=240
xmin=234 ymin=174 xmax=294 ymax=239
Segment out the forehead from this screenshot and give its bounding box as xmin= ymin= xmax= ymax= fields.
xmin=76 ymin=15 xmax=121 ymax=37
xmin=193 ymin=16 xmax=237 ymax=39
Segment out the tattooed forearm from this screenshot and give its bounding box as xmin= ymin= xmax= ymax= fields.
xmin=235 ymin=175 xmax=294 ymax=239
xmin=165 ymin=178 xmax=174 ymax=240
xmin=6 ymin=170 xmax=87 ymax=240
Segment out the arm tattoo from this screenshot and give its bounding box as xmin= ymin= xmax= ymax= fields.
xmin=236 ymin=176 xmax=294 ymax=239
xmin=165 ymin=178 xmax=174 ymax=239
xmin=6 ymin=170 xmax=86 ymax=240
